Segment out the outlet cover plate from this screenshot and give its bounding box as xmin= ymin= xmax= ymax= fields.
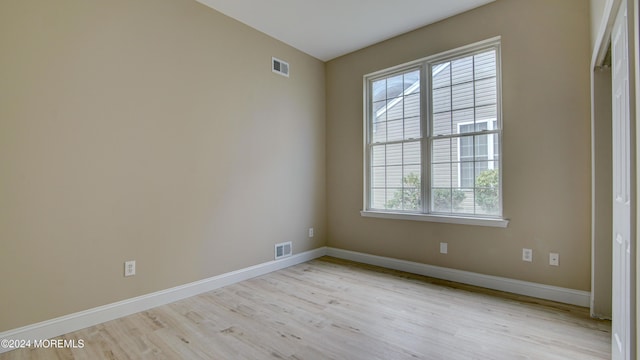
xmin=124 ymin=260 xmax=136 ymax=277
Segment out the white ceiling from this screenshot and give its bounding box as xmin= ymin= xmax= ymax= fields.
xmin=196 ymin=0 xmax=495 ymax=61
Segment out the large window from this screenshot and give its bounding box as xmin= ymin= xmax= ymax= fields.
xmin=363 ymin=38 xmax=506 ymax=226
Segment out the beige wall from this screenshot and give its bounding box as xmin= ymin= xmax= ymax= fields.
xmin=0 ymin=0 xmax=326 ymax=331
xmin=326 ymin=0 xmax=592 ymax=290
xmin=591 ymin=0 xmax=612 ymax=52
xmin=589 ymin=0 xmax=617 ymax=322
xmin=591 ymin=68 xmax=613 ymax=318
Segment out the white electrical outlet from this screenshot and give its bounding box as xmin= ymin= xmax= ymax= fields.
xmin=308 ymin=227 xmax=314 ymax=238
xmin=522 ymin=248 xmax=533 ymax=262
xmin=549 ymin=253 xmax=559 ymax=266
xmin=440 ymin=242 xmax=448 ymax=254
xmin=124 ymin=260 xmax=136 ymax=277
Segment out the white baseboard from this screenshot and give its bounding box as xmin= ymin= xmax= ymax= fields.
xmin=326 ymin=247 xmax=591 ymax=308
xmin=1 ymin=246 xmax=592 ymax=353
xmin=0 ymin=247 xmax=327 ymax=354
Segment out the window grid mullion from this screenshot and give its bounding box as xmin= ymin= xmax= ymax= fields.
xmin=384 ymin=79 xmax=388 ymax=208
xmin=448 ymin=59 xmax=454 ymax=213
xmin=401 ymin=79 xmax=405 ymax=211
xmin=422 ymin=64 xmax=430 ymax=214
xmin=472 ymin=54 xmax=478 ymax=214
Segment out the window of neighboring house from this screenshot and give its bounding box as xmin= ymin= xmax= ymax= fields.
xmin=363 ymin=37 xmax=507 ymax=227
xmin=457 ymin=120 xmax=497 ymax=188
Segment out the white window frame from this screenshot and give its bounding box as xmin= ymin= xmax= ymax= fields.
xmin=361 ymin=37 xmax=508 ymax=228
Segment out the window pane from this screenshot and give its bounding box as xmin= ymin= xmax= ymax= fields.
xmin=372 ymin=79 xmax=386 ymax=102
xmin=432 ymin=188 xmax=452 ymax=212
xmin=386 ymin=99 xmax=403 ymax=120
xmin=367 ymin=69 xmax=424 ymax=213
xmin=477 ymin=161 xmax=499 ymax=182
xmin=387 ymin=166 xmax=403 ymax=187
xmin=371 ymin=188 xmax=386 ymax=209
xmin=476 ymin=191 xmax=499 ymax=215
xmin=404 ymin=165 xmax=421 ymax=182
xmin=371 ymin=145 xmax=385 ymax=166
xmin=452 ymin=82 xmax=474 ymax=110
xmin=460 ymin=162 xmax=474 ymax=187
xmin=404 ymin=70 xmax=420 ymax=91
xmin=474 ymin=50 xmax=496 ymax=79
xmin=475 ymin=164 xmax=499 ymax=215
xmin=404 ymin=142 xmax=421 ymax=164
xmin=404 ymin=116 xmax=420 ymax=139
xmin=372 ymin=122 xmax=386 ymax=143
xmin=386 ymin=74 xmax=404 ymax=99
xmin=451 ymin=56 xmax=473 ymax=85
xmin=475 ymin=119 xmax=489 ymax=133
xmin=453 ymin=189 xmax=474 ymax=214
xmin=432 ymin=163 xmax=452 ymax=188
xmin=386 ymin=143 xmax=402 ymax=165
xmin=404 ymin=93 xmax=420 ymax=118
xmin=455 ymin=111 xmax=475 ymax=134
xmin=475 ymin=77 xmax=497 ymax=107
xmin=403 ymin=167 xmax=422 ymax=211
xmin=475 ymin=161 xmax=490 ymax=181
xmin=433 ymin=112 xmax=452 ymax=136
xmin=476 ymin=104 xmax=497 ymax=122
xmin=371 ymin=167 xmax=385 ymax=188
xmin=459 ymin=134 xmax=473 ymax=159
xmin=432 ymin=63 xmax=450 ymax=89
xmin=475 ymin=133 xmax=489 ymax=159
xmin=386 ymin=188 xmax=402 ymax=209
xmin=432 ymin=87 xmax=451 ymax=114
xmin=432 ymin=138 xmax=451 ymax=163
xmin=373 ymin=100 xmax=386 ymax=122
xmin=387 ymin=120 xmax=403 ymax=142
xmin=403 ymin=188 xmax=421 ymax=211
xmin=451 ymin=137 xmax=460 ymax=163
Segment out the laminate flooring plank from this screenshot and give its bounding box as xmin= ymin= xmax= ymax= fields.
xmin=0 ymin=257 xmax=610 ymax=359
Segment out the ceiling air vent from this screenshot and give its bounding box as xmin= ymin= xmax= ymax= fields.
xmin=272 ymin=57 xmax=289 ymax=77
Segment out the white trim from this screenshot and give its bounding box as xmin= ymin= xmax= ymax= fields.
xmin=360 ymin=210 xmax=509 ymax=228
xmin=1 ymin=245 xmax=590 ymax=353
xmin=0 ymin=247 xmax=327 ymax=354
xmin=592 ymin=0 xmax=622 ymax=68
xmin=326 ymin=247 xmax=590 ymax=307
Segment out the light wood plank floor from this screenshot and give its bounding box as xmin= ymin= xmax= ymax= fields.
xmin=1 ymin=257 xmax=611 ymax=359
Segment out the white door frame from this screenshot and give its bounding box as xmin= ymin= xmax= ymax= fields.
xmin=591 ymin=0 xmax=637 ymax=359
xmin=611 ymin=3 xmax=632 ymax=358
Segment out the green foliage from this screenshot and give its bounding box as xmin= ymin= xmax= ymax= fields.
xmin=384 ymin=169 xmax=499 ymax=213
xmin=386 ymin=173 xmax=421 ymax=210
xmin=386 ymin=173 xmax=467 ymax=212
xmin=432 ymin=188 xmax=466 ymax=212
xmin=475 ymin=169 xmax=499 ymax=212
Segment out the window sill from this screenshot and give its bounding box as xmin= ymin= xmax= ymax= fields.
xmin=360 ymin=210 xmax=509 ymax=228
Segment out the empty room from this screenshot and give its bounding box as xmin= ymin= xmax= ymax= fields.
xmin=1 ymin=0 xmax=638 ymax=359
